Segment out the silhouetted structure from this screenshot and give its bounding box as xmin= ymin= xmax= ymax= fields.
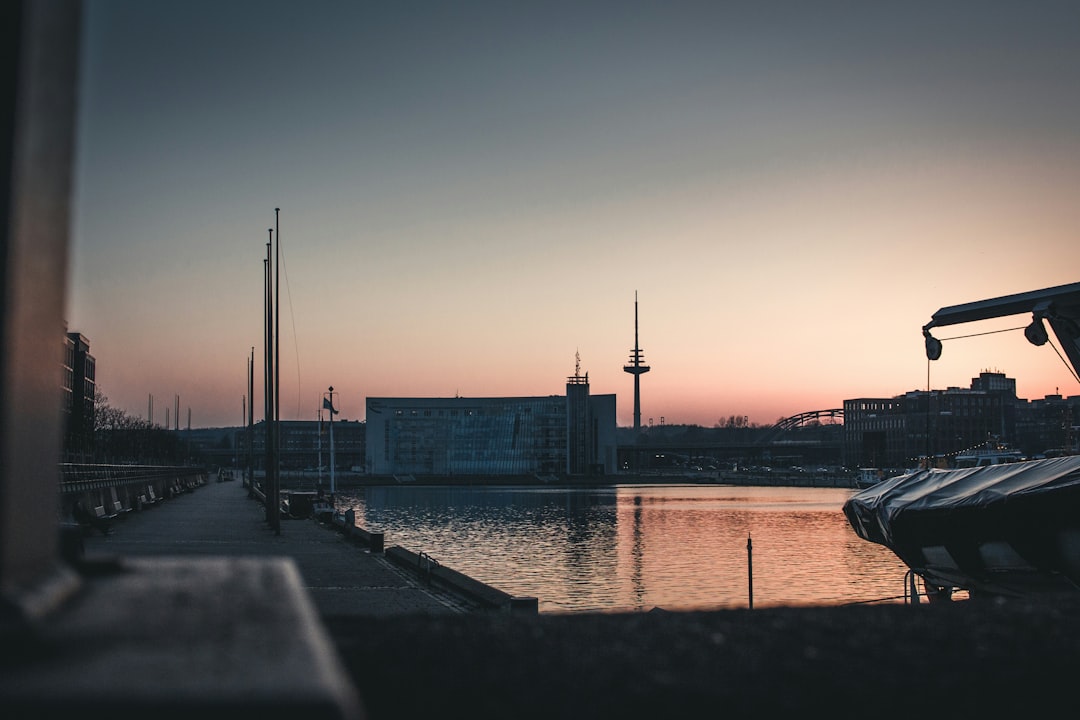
xmin=566 ymin=353 xmax=605 ymax=475
xmin=623 ymin=291 xmax=650 ymax=432
xmin=844 ymin=370 xmax=1080 ymax=469
xmin=61 ymin=330 xmax=95 ymax=459
xmin=365 ymin=364 xmax=616 ymax=477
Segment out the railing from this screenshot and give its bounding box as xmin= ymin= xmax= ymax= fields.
xmin=417 ymin=551 xmax=441 ymax=582
xmin=59 ymin=463 xmax=206 ymax=494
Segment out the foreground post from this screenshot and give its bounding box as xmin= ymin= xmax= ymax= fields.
xmin=0 ymin=0 xmax=81 ymax=619
xmin=747 ymin=534 xmax=754 ymax=610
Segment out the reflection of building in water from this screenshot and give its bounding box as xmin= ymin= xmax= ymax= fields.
xmin=630 ymin=494 xmax=645 ymax=608
xmin=366 ymin=366 xmax=616 ymax=476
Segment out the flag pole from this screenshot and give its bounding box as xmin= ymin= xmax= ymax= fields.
xmin=329 ymin=386 xmax=336 ymax=495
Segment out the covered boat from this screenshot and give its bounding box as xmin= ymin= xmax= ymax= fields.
xmin=843 ymin=456 xmax=1080 ymax=597
xmin=845 ymin=281 xmax=1080 ymax=598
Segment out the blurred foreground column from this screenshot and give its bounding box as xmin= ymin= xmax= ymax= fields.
xmin=0 ymin=0 xmax=81 ymax=622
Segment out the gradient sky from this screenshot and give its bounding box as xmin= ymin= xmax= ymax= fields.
xmin=67 ymin=1 xmax=1080 ymax=429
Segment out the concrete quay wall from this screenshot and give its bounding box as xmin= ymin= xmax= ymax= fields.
xmin=383 ymin=545 xmax=538 ymax=614
xmin=327 ymin=506 xmax=538 ymax=614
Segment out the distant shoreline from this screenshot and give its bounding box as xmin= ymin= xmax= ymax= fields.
xmin=276 ymin=471 xmax=858 ymax=491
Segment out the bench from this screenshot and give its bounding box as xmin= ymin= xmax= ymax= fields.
xmin=108 ymin=487 xmax=132 ymax=516
xmin=141 ymin=485 xmax=161 ymax=508
xmin=73 ymin=503 xmax=115 ymax=536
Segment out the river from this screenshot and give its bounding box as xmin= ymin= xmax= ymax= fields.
xmin=336 ymin=483 xmax=915 ymax=614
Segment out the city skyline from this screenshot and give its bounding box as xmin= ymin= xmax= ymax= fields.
xmin=67 ymin=1 xmax=1080 ymax=429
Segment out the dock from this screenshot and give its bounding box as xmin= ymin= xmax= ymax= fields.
xmin=80 ymin=477 xmax=473 ymax=617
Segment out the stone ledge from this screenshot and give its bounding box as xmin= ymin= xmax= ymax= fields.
xmin=384 ymin=545 xmax=537 ymax=614
xmin=1 ymin=556 xmax=364 ymax=719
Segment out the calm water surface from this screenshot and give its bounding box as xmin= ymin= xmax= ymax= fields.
xmin=337 ymin=484 xmax=912 ymax=614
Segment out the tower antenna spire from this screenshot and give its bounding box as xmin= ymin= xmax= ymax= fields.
xmin=623 ymin=291 xmax=650 ymax=432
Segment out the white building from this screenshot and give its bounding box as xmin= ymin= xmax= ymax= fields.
xmin=365 ymin=373 xmax=616 ymax=477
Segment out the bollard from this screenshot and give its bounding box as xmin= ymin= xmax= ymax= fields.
xmin=509 ymin=596 xmax=539 ymax=615
xmin=368 ymin=532 xmax=384 ymax=553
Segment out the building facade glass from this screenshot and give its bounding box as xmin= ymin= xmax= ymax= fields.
xmin=366 ymin=393 xmax=617 ymax=477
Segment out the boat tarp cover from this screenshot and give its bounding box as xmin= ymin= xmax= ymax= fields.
xmin=843 ymin=455 xmax=1080 ymax=549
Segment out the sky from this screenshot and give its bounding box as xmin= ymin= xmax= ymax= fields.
xmin=67 ymin=1 xmax=1080 ymax=429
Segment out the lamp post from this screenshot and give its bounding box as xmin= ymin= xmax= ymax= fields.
xmin=317 ymin=395 xmax=323 ymax=487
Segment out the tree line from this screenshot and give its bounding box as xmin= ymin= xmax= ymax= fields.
xmin=75 ymin=389 xmax=189 ymax=464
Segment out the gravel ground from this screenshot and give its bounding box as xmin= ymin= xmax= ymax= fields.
xmin=325 ymin=594 xmax=1080 ymax=719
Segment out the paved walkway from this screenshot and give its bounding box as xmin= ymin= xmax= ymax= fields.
xmin=81 ymin=478 xmax=468 ymax=617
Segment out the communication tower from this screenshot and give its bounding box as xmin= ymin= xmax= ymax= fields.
xmin=623 ymin=292 xmax=650 ymax=432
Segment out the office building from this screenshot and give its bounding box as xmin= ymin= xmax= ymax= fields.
xmin=365 ymin=370 xmax=616 ymax=477
xmin=844 ymin=371 xmax=1030 ymax=469
xmin=62 ymin=331 xmax=96 ymax=459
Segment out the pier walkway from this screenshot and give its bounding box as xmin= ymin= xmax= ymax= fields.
xmin=81 ymin=477 xmax=467 ymax=618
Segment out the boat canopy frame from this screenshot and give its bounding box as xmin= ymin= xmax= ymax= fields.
xmin=921 ymin=281 xmax=1080 ymax=381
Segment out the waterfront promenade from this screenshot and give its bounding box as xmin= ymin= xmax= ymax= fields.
xmin=75 ymin=475 xmax=1080 ymax=719
xmin=81 ymin=477 xmax=468 ymax=617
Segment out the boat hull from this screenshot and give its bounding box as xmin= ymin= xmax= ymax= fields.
xmin=843 ymin=456 xmax=1080 ymax=597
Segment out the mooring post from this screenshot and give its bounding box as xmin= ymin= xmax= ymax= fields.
xmin=747 ymin=533 xmax=754 ymax=610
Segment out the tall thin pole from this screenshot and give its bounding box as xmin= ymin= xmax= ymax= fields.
xmin=274 ymin=208 xmax=281 ymax=533
xmin=264 ymin=238 xmax=270 ymax=516
xmin=747 ymin=534 xmax=754 ymax=610
xmin=328 ymin=386 xmax=336 ymax=495
xmin=265 ymin=230 xmax=277 ymax=531
xmin=925 ymin=361 xmax=932 ymax=469
xmin=318 ymin=396 xmax=323 ymax=486
xmin=248 ymin=346 xmax=254 ymax=488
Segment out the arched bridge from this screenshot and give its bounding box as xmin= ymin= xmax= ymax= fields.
xmin=617 ymin=408 xmax=846 ymax=469
xmin=756 ymin=408 xmax=844 ymax=444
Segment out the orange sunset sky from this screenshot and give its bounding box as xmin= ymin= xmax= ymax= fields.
xmin=66 ymin=1 xmax=1080 ymax=429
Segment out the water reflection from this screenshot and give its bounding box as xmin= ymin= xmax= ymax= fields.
xmin=339 ymin=484 xmax=910 ymax=613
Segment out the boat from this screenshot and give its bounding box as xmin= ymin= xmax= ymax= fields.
xmin=843 ymin=456 xmax=1080 ymax=597
xmin=845 ymin=281 xmax=1080 ymax=599
xmin=855 ymin=468 xmax=888 ymax=488
xmin=952 ymin=439 xmax=1026 ymax=469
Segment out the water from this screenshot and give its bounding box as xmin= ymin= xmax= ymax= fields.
xmin=337 ymin=483 xmax=913 ymax=614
